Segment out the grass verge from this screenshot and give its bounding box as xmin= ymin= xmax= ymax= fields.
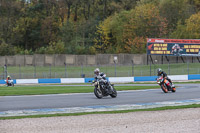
xmin=0 ymin=104 xmax=199 ymax=120
xmin=0 ymin=85 xmax=159 ymax=96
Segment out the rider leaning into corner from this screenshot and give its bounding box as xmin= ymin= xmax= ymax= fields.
xmin=6 ymin=75 xmax=12 ymax=84
xmin=157 ymin=68 xmax=175 ymax=87
xmin=93 ymin=68 xmax=111 ymax=93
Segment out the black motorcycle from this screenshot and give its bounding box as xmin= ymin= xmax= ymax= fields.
xmin=92 ymin=76 xmax=117 ymax=99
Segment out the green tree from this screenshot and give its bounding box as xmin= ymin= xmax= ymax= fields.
xmin=159 ymin=0 xmax=195 ymax=35
xmin=94 ymin=3 xmax=168 ymax=54
xmin=0 ymin=40 xmax=15 ymax=56
xmin=122 ymin=3 xmax=168 ymax=53
xmin=171 ymin=12 xmax=200 ymax=39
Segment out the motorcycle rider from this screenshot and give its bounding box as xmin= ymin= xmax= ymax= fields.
xmin=6 ymin=75 xmax=12 ymax=85
xmin=157 ymin=68 xmax=175 ymax=87
xmin=93 ymin=68 xmax=111 ymax=93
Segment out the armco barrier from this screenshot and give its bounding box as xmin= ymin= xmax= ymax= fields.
xmin=0 ymin=75 xmax=199 ymax=85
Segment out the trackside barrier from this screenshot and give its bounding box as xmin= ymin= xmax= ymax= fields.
xmin=0 ymin=80 xmax=17 ymax=84
xmin=134 ymin=76 xmax=157 ymax=82
xmin=0 ymin=75 xmax=199 ymax=84
xmin=16 ymin=79 xmax=38 ymax=84
xmin=84 ymin=77 xmax=109 ymax=83
xmin=188 ymin=74 xmax=200 ymax=80
xmin=168 ymin=75 xmax=188 ymax=81
xmin=38 ymin=79 xmax=61 ymax=84
xmin=109 ymin=77 xmax=134 ymax=83
xmin=61 ymin=78 xmax=85 ymax=83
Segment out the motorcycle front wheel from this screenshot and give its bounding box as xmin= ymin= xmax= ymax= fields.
xmin=94 ymin=87 xmax=103 ymax=99
xmin=161 ymin=84 xmax=168 ymax=93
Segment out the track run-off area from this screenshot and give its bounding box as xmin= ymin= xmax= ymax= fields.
xmin=0 ymin=84 xmax=200 ymax=117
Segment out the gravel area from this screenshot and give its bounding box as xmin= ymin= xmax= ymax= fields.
xmin=1 ymin=108 xmax=200 ymax=133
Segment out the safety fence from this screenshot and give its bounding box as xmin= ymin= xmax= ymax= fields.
xmin=0 ymin=74 xmax=199 ymax=84
xmin=0 ymin=63 xmax=200 ymax=79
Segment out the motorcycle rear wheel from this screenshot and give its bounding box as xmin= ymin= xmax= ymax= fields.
xmin=110 ymin=86 xmax=117 ymax=98
xmin=172 ymin=87 xmax=176 ymax=92
xmin=94 ymin=87 xmax=103 ymax=99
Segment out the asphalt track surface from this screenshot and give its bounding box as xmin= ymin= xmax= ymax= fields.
xmin=0 ymin=84 xmax=200 ymax=112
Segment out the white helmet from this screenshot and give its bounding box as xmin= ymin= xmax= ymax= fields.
xmin=94 ymin=68 xmax=100 ymax=75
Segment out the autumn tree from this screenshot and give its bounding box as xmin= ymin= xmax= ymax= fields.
xmin=170 ymin=12 xmax=200 ymax=39
xmin=159 ymin=0 xmax=196 ymax=36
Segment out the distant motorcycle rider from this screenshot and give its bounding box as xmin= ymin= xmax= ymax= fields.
xmin=6 ymin=75 xmax=11 ymax=84
xmin=157 ymin=68 xmax=175 ymax=87
xmin=94 ymin=68 xmax=111 ymax=93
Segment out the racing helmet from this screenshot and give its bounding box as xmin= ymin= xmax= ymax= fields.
xmin=157 ymin=68 xmax=163 ymax=74
xmin=94 ymin=68 xmax=100 ymax=75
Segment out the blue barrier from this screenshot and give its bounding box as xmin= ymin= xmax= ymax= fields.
xmin=38 ymin=78 xmax=61 ymax=84
xmin=134 ymin=76 xmax=157 ymax=82
xmin=0 ymin=80 xmax=16 ymax=84
xmin=0 ymin=80 xmax=5 ymax=84
xmin=188 ymin=74 xmax=200 ymax=80
xmin=85 ymin=78 xmax=94 ymax=83
xmin=13 ymin=80 xmax=17 ymax=84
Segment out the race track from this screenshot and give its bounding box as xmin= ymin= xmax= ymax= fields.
xmin=0 ymin=84 xmax=200 ymax=114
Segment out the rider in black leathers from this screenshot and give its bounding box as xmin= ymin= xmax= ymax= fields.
xmin=157 ymin=68 xmax=174 ymax=87
xmin=93 ymin=68 xmax=111 ymax=93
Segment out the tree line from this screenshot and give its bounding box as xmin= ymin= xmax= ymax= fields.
xmin=0 ymin=0 xmax=199 ymax=55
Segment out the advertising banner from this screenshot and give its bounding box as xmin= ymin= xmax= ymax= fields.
xmin=147 ymin=38 xmax=200 ymax=56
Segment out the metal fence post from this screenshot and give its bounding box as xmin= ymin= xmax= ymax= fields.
xmin=64 ymin=62 xmax=67 ymax=78
xmin=49 ymin=64 xmax=52 ymax=78
xmin=113 ymin=56 xmax=118 ymax=77
xmin=34 ymin=65 xmax=36 ymax=78
xmin=4 ymin=65 xmax=7 ymax=79
xmin=187 ymin=57 xmax=189 ymax=75
xmin=154 ymin=60 xmax=157 ymax=76
xmin=3 ymin=66 xmax=4 ymax=79
xmin=81 ymin=63 xmax=83 ymax=76
xmin=19 ymin=64 xmax=21 ymax=79
xmin=150 ymin=59 xmax=151 ymax=76
xmin=114 ymin=61 xmax=116 ymax=77
xmin=131 ymin=60 xmax=134 ymax=76
xmin=168 ymin=61 xmax=170 ymax=75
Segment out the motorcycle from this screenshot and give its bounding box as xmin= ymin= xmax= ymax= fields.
xmin=92 ymin=76 xmax=117 ymax=99
xmin=5 ymin=80 xmax=14 ymax=87
xmin=156 ymin=76 xmax=176 ymax=93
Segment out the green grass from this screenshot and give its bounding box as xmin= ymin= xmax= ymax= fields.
xmin=0 ymin=104 xmax=199 ymax=120
xmin=0 ymin=85 xmax=159 ymax=96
